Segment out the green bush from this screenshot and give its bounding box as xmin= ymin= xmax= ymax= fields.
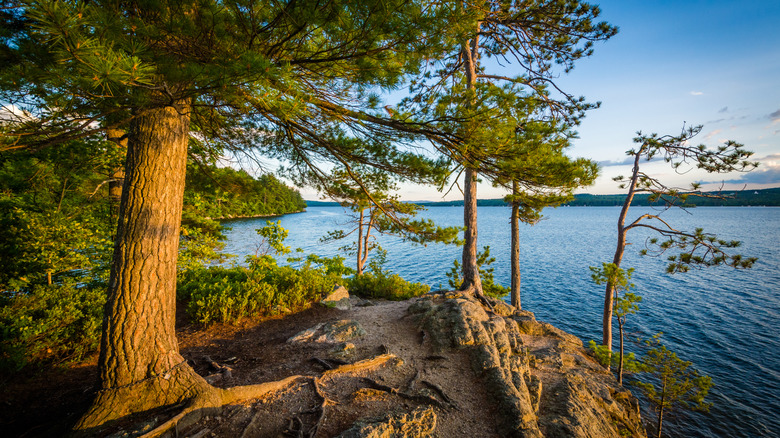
xmin=0 ymin=285 xmax=105 ymax=373
xmin=347 ymin=250 xmax=430 ymax=300
xmin=446 ymin=246 xmax=509 ymax=298
xmin=348 ymin=271 xmax=430 ymax=300
xmin=177 ymin=255 xmax=345 ymax=325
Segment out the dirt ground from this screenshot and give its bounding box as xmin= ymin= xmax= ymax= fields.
xmin=1 ymin=298 xmax=502 ymax=437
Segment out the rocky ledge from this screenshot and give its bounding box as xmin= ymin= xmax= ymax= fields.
xmin=166 ymin=290 xmax=646 ymax=438
xmin=411 ymin=292 xmax=645 ymax=438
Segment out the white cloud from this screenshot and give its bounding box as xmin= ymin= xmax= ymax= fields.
xmin=703 ymin=129 xmax=722 ymax=141
xmin=690 ymin=91 xmax=704 ymax=96
xmin=711 ymin=154 xmax=780 ymax=186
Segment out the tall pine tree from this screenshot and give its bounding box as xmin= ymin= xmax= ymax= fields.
xmin=1 ymin=1 xmax=458 ymax=431
xmin=401 ymin=0 xmax=616 ymax=297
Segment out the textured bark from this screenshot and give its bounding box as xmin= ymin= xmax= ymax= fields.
xmin=459 ymin=29 xmax=483 ymax=296
xmin=510 ymin=183 xmax=521 ymax=309
xmin=461 ymin=167 xmax=483 ymax=295
xmin=76 ymin=100 xmax=217 ymax=431
xmin=105 ymin=128 xmax=127 ymax=217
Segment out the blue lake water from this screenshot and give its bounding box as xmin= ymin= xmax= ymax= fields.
xmin=221 ymin=206 xmax=780 ymax=438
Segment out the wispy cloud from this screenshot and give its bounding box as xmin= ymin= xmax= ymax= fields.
xmin=597 ymin=157 xmax=635 ymax=167
xmin=770 ymin=108 xmax=780 ymax=121
xmin=708 ymin=154 xmax=780 ymax=185
xmin=690 ymin=91 xmax=704 ymax=96
xmin=718 ymin=106 xmax=729 ymax=113
xmin=703 ymin=129 xmax=722 ymax=141
xmin=597 ymin=155 xmax=663 ymax=167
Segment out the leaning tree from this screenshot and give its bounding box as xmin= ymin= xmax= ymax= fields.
xmin=400 ymin=0 xmax=616 ymax=297
xmin=1 ymin=0 xmax=460 ymax=432
xmin=599 ymin=125 xmax=757 ymax=354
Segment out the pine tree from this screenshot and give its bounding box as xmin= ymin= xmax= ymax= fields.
xmin=493 ymin=119 xmax=598 ymax=308
xmin=401 ymin=0 xmax=615 ymax=297
xmin=1 ymin=1 xmax=460 ymax=432
xmin=600 ymin=126 xmax=757 ymax=353
xmin=635 ymin=335 xmax=713 ymax=438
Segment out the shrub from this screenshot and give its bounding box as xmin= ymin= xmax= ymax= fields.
xmin=347 ymin=249 xmax=430 ymax=300
xmin=0 ymin=285 xmax=105 ymax=373
xmin=177 ymin=255 xmax=346 ymax=325
xmin=348 ymin=271 xmax=430 ymax=300
xmin=446 ymin=246 xmax=509 ymax=298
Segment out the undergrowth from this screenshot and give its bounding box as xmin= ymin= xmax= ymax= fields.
xmin=176 ymin=254 xmax=350 ymax=325
xmin=347 ymin=249 xmax=430 ymax=300
xmin=0 ymin=284 xmax=104 ymax=374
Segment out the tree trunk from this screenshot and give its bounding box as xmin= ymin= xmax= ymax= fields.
xmin=459 ymin=29 xmax=483 ymax=296
xmin=617 ymin=318 xmax=625 ymax=384
xmin=106 ymin=128 xmax=127 ymax=220
xmin=356 ymin=209 xmax=365 ymax=275
xmin=75 ymin=100 xmax=218 ymax=431
xmin=657 ymin=379 xmax=667 ymax=438
xmin=461 ymin=167 xmax=483 ymax=294
xmin=510 ymin=183 xmax=521 ymax=308
xmin=604 ymin=151 xmax=643 ymax=351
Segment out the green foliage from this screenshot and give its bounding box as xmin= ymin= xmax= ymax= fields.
xmin=0 ymin=139 xmax=119 ymax=289
xmin=588 ymin=340 xmax=643 ymax=373
xmin=347 ymin=249 xmax=430 ymax=300
xmin=447 ymin=246 xmax=508 ymax=298
xmin=0 ymin=285 xmax=105 ymax=373
xmin=615 ymin=126 xmax=758 ymax=273
xmin=184 ymin=164 xmax=306 ymax=219
xmin=633 ymin=334 xmax=713 ymax=437
xmin=319 ymin=166 xmax=461 ymax=275
xmin=178 ymin=256 xmax=343 ymax=326
xmin=178 ymin=210 xmax=237 ymax=272
xmin=305 ymin=254 xmax=355 ymax=278
xmin=255 ymin=220 xmax=292 ymax=256
xmin=590 ymin=263 xmax=635 ymax=292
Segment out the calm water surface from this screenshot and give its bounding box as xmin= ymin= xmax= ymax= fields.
xmin=222 ymin=206 xmax=780 ymax=438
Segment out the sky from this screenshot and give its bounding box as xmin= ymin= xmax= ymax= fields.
xmin=373 ymin=0 xmax=780 ymax=201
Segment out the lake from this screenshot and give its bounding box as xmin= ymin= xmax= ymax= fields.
xmin=221 ymin=206 xmax=780 ymax=438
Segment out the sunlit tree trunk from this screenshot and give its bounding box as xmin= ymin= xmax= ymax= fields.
xmin=510 ymin=182 xmax=521 ymax=308
xmin=604 ymin=150 xmax=643 ymax=353
xmin=657 ymin=379 xmax=667 ymax=438
xmin=356 ymin=209 xmax=365 ymax=275
xmin=459 ymin=30 xmax=483 ymax=296
xmin=617 ymin=317 xmax=625 ymax=384
xmin=76 ymin=100 xmax=217 ymax=430
xmin=105 ymin=128 xmax=127 ymax=217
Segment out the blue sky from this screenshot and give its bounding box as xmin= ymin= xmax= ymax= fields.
xmin=388 ymin=0 xmax=780 ymax=201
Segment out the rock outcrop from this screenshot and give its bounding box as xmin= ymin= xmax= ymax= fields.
xmin=336 ymin=406 xmax=436 ymax=438
xmin=410 ymin=292 xmax=646 ymax=438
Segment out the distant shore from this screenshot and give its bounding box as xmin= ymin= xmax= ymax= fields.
xmin=306 ymin=187 xmax=780 ymax=208
xmin=209 ymin=209 xmax=306 ymax=221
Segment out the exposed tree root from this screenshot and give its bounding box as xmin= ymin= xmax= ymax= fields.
xmin=459 ymin=284 xmax=496 ymax=313
xmin=77 ymin=353 xmax=398 ymax=437
xmin=138 ymin=375 xmax=306 ymax=438
xmin=361 ymin=377 xmax=444 ymax=408
xmin=322 ymin=353 xmax=397 ymax=377
xmin=421 ymin=379 xmax=457 ymax=408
